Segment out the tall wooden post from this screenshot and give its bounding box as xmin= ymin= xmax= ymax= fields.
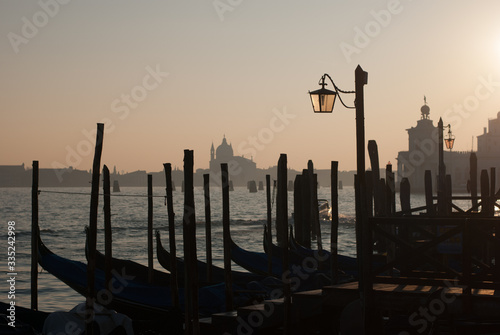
xmin=470 ymin=153 xmax=478 ymax=211
xmin=491 ymin=167 xmax=496 ymax=215
xmin=147 ymin=174 xmax=154 ymax=284
xmin=31 ymin=160 xmax=39 ymax=311
xmin=293 ymin=175 xmax=304 ymax=246
xmin=86 ymin=123 xmax=104 ymax=334
xmin=308 ymin=160 xmax=321 ymax=248
xmin=331 ymin=161 xmax=339 ymax=284
xmin=425 ymin=170 xmax=435 ymax=215
xmin=386 ymin=163 xmax=395 ymax=216
xmin=301 ymin=169 xmax=311 ymax=248
xmin=266 ymin=174 xmax=273 ymax=275
xmin=368 ymin=140 xmax=381 ymax=216
xmin=164 ymin=163 xmax=179 ymax=309
xmin=277 ymin=154 xmax=290 ymax=334
xmin=400 ymin=178 xmax=411 ymax=214
xmin=221 ymin=163 xmax=233 ymax=311
xmin=203 ymin=174 xmax=212 ymax=283
xmin=438 ymin=118 xmax=446 ymax=216
xmin=103 ymin=166 xmax=112 ymax=293
xmin=481 ymin=169 xmax=490 ymax=216
xmin=183 ymin=150 xmax=199 ymax=334
xmin=445 ymin=174 xmax=452 ymax=215
xmin=365 ymin=170 xmax=373 ymax=217
xmin=313 ymin=173 xmax=322 ymax=250
xmin=354 ymin=65 xmax=372 ymax=333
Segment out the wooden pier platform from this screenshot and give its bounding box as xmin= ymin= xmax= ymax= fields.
xmin=200 ymin=278 xmax=500 ymax=334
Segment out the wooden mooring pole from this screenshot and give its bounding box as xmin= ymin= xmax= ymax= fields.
xmin=331 ymin=161 xmax=339 ymax=284
xmin=148 ymin=174 xmax=154 ymax=284
xmin=164 ymin=163 xmax=179 ymax=309
xmin=424 ymin=170 xmax=435 ymax=215
xmin=277 ymin=154 xmax=291 ymax=334
xmin=481 ymin=169 xmax=490 ymax=216
xmin=266 ymin=174 xmax=273 ymax=276
xmin=31 ymin=160 xmax=39 ymax=311
xmin=470 ymin=152 xmax=478 ymax=211
xmin=221 ymin=163 xmax=233 ymax=311
xmin=386 ymin=162 xmax=395 ymax=215
xmin=400 ymin=178 xmax=411 ymax=214
xmin=86 ymin=123 xmax=104 ymax=335
xmin=368 ymin=140 xmax=381 ymax=216
xmin=301 ymin=169 xmax=311 ymax=248
xmin=203 ymin=174 xmax=212 ymax=283
xmin=183 ymin=150 xmax=199 ymax=334
xmin=103 ymin=165 xmax=112 ymax=293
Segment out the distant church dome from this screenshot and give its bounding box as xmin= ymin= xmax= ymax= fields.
xmin=216 ymin=136 xmax=233 ymax=160
xmin=421 ymin=97 xmax=430 ymax=119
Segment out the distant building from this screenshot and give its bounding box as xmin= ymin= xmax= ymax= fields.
xmin=209 ymin=136 xmax=257 ymax=186
xmin=0 ymin=164 xmax=29 ymax=187
xmin=397 ymin=100 xmax=470 ymax=192
xmin=476 ymin=111 xmax=500 ymax=182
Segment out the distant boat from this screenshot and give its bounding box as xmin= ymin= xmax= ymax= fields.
xmin=247 ymin=180 xmax=257 ymax=193
xmin=113 ymin=180 xmax=120 ymax=192
xmin=318 ymin=199 xmax=332 ymax=221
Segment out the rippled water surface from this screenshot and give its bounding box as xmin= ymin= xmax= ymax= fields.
xmin=0 ymin=185 xmax=449 ymax=313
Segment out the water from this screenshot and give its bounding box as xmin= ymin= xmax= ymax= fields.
xmin=0 ymin=185 xmax=457 ymax=313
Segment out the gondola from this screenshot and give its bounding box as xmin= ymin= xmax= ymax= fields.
xmin=155 ymin=230 xmax=274 ymax=287
xmin=262 ymin=224 xmax=377 ymax=278
xmin=37 ymin=232 xmax=254 ymax=322
xmin=85 ymin=227 xmax=171 ymax=286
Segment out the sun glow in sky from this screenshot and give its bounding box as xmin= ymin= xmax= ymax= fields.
xmin=2 ymin=1 xmax=500 ymax=173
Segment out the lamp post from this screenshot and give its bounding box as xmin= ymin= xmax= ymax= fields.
xmin=438 ymin=119 xmax=455 ymax=215
xmin=309 ymin=65 xmax=370 ymax=331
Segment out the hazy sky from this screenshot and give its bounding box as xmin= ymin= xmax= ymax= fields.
xmin=2 ymin=1 xmax=500 ymax=173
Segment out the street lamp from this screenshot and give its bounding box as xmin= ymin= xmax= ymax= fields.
xmin=444 ymin=126 xmax=455 ymax=151
xmin=308 ymin=74 xmax=352 ymax=113
xmin=309 ymin=65 xmax=370 ymax=330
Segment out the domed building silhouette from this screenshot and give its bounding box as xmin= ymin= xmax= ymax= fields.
xmin=397 ymin=99 xmax=470 ymax=192
xmin=209 ymin=136 xmax=257 ymax=186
